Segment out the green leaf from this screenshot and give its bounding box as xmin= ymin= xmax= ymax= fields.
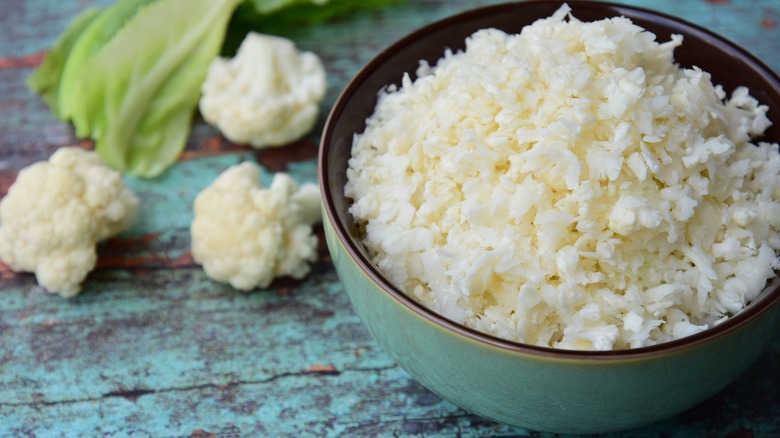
xmin=77 ymin=0 xmax=241 ymax=178
xmin=26 ymin=7 xmax=101 ymax=117
xmin=243 ymin=0 xmax=326 ymax=15
xmin=238 ymin=0 xmax=404 ymax=22
xmin=58 ymin=0 xmax=152 ymax=136
xmin=224 ymin=0 xmax=404 ymax=56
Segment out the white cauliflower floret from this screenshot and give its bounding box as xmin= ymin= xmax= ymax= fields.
xmin=199 ymin=32 xmax=327 ymax=148
xmin=190 ymin=161 xmax=321 ymax=290
xmin=0 ymin=147 xmax=139 ymax=298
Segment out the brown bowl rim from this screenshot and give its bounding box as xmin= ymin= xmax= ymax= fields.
xmin=319 ymin=0 xmax=780 ymax=361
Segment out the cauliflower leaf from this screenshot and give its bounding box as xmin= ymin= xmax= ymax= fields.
xmin=80 ymin=0 xmax=241 ymax=178
xmin=58 ymin=0 xmax=152 ymax=135
xmin=26 ymin=6 xmax=101 ymax=117
xmin=28 ymin=0 xmax=241 ymax=179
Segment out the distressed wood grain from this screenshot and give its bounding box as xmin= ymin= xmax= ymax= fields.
xmin=1 ymin=0 xmax=779 ymax=437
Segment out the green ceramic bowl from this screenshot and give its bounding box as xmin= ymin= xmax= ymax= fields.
xmin=318 ymin=1 xmax=780 ymax=434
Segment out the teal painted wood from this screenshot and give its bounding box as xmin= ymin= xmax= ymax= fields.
xmin=1 ymin=0 xmax=779 ymax=437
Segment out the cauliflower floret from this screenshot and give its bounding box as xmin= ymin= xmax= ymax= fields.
xmin=0 ymin=147 xmax=140 ymax=298
xmin=199 ymin=32 xmax=327 ymax=148
xmin=190 ymin=161 xmax=321 ymax=290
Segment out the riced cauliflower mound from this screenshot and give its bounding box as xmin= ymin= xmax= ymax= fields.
xmin=345 ymin=5 xmax=780 ymax=350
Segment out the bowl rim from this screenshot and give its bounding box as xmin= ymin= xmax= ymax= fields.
xmin=318 ymin=0 xmax=780 ymax=361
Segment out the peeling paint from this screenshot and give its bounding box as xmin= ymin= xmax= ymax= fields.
xmin=304 ymin=364 xmax=340 ymax=374
xmin=0 ymin=51 xmax=45 ymax=69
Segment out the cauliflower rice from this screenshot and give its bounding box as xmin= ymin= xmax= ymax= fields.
xmin=345 ymin=5 xmax=780 ymax=350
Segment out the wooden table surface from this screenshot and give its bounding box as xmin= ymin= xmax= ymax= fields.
xmin=1 ymin=0 xmax=779 ymax=437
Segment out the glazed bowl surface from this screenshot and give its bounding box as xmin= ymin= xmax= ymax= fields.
xmin=318 ymin=1 xmax=780 ymax=433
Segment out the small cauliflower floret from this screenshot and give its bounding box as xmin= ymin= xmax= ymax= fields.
xmin=0 ymin=147 xmax=139 ymax=298
xmin=199 ymin=32 xmax=327 ymax=148
xmin=190 ymin=161 xmax=321 ymax=290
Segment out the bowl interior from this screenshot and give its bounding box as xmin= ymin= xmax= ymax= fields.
xmin=320 ymin=0 xmax=780 ymax=357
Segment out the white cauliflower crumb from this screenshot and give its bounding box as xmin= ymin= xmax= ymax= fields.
xmin=345 ymin=5 xmax=780 ymax=350
xmin=0 ymin=147 xmax=139 ymax=298
xmin=190 ymin=161 xmax=321 ymax=290
xmin=199 ymin=32 xmax=327 ymax=148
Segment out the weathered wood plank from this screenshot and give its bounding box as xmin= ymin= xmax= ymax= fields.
xmin=1 ymin=0 xmax=779 ymax=436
